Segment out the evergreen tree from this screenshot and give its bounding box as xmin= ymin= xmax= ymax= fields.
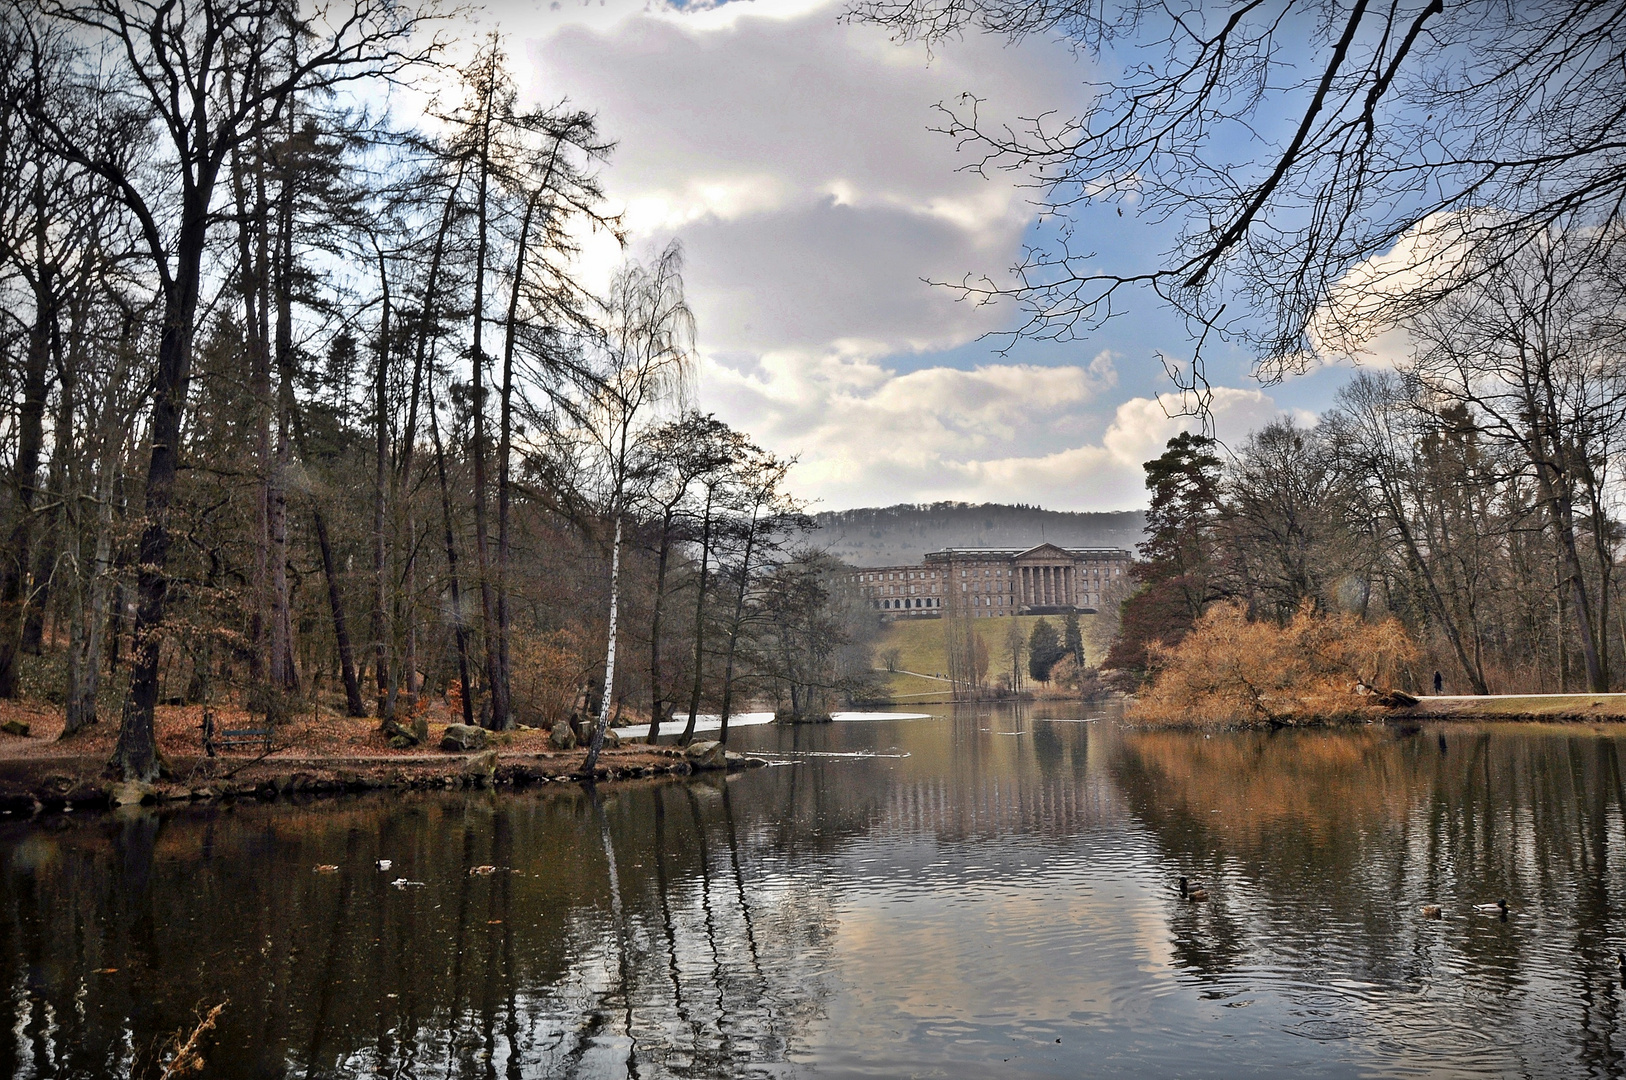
xmin=1063 ymin=612 xmax=1084 ymax=668
xmin=1104 ymin=433 xmax=1224 ymax=683
xmin=1027 ymin=618 xmax=1064 ymax=683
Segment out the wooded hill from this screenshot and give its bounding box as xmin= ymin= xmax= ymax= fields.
xmin=813 ymin=504 xmax=1144 ymax=566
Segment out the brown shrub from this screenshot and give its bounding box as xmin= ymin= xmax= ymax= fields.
xmin=509 ymin=628 xmax=593 ymax=728
xmin=1129 ymin=601 xmax=1418 ymax=727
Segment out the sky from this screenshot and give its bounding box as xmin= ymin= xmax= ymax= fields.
xmin=465 ymin=0 xmax=1363 ymax=512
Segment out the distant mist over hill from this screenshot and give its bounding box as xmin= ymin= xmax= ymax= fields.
xmin=812 ymin=503 xmax=1146 ymax=567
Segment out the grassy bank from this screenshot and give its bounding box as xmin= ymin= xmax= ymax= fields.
xmin=869 ymin=613 xmax=1097 ymax=702
xmin=1398 ymin=694 xmax=1626 ymax=721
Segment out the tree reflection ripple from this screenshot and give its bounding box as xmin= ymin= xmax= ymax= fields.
xmin=3 ymin=712 xmax=1626 ymax=1077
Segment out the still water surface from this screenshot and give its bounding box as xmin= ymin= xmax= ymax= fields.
xmin=3 ymin=705 xmax=1626 ymax=1077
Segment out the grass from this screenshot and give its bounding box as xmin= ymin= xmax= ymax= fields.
xmin=870 ymin=613 xmax=1097 ymax=700
xmin=1407 ymin=693 xmax=1626 ymax=719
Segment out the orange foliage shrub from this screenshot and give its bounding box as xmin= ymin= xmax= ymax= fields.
xmin=509 ymin=628 xmax=593 ymax=728
xmin=1129 ymin=601 xmax=1419 ymax=727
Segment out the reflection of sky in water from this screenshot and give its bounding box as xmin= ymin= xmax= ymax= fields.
xmin=3 ymin=710 xmax=1626 ymax=1076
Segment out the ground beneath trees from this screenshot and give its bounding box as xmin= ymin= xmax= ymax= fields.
xmin=0 ymin=699 xmax=755 ymax=815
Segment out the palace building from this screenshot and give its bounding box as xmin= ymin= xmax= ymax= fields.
xmin=840 ymin=544 xmax=1132 ymax=618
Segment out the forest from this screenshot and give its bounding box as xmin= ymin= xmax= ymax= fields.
xmin=1108 ymin=231 xmax=1626 ymax=699
xmin=0 ymin=1 xmax=874 ymax=783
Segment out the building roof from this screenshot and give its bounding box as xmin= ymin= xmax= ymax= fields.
xmin=923 ymin=545 xmax=1131 ymax=559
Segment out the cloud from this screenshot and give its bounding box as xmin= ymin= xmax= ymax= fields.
xmin=706 ymin=349 xmax=1302 ymax=509
xmin=504 ymin=0 xmax=1310 ymax=511
xmin=519 ymin=0 xmax=1083 ymax=357
xmin=1305 ymin=211 xmax=1484 ymax=370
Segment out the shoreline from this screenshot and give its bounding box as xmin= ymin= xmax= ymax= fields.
xmin=0 ymin=700 xmax=770 ymax=817
xmin=0 ymin=743 xmax=768 ymax=816
xmin=1121 ymin=692 xmax=1626 ymax=729
xmin=1392 ymin=692 xmax=1626 ymax=724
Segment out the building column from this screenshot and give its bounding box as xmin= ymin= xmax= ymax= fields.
xmin=1066 ymin=566 xmax=1074 ymax=606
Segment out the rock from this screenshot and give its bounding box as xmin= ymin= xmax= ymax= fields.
xmin=412 ymin=715 xmax=430 ymax=744
xmin=0 ymin=720 xmax=30 ymax=737
xmin=108 ymin=781 xmax=155 ymax=807
xmin=684 ymin=740 xmax=727 ymax=770
xmin=602 ymin=728 xmax=621 ymax=749
xmin=462 ymin=750 xmax=498 ymax=782
xmin=548 ymin=720 xmax=577 ymax=750
xmin=725 ymin=751 xmax=769 ymax=770
xmin=440 ymin=724 xmax=489 ymax=752
xmin=381 ymin=719 xmax=419 ymax=748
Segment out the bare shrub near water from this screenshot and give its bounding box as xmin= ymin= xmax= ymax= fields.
xmin=1131 ymin=602 xmax=1418 ymax=727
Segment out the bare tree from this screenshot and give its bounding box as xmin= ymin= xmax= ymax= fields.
xmin=581 ymin=243 xmax=694 ymax=774
xmin=1407 ymin=229 xmax=1626 ymax=692
xmin=850 ymin=0 xmax=1626 ymax=389
xmin=29 ymin=0 xmax=441 ymax=780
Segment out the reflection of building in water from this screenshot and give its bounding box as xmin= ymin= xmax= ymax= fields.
xmin=840 ymin=543 xmax=1131 ymax=618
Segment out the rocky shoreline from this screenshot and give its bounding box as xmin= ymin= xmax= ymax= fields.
xmin=0 ymin=739 xmax=769 ymax=818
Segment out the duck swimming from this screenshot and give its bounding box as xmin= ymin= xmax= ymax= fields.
xmin=1420 ymin=904 xmax=1442 ymax=919
xmin=1179 ymin=876 xmax=1209 ymax=902
xmin=1474 ymin=899 xmax=1509 ymax=919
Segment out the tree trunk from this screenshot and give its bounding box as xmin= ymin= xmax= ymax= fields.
xmin=717 ymin=510 xmax=760 ymax=745
xmin=0 ymin=253 xmax=54 ymax=697
xmin=372 ymin=246 xmax=394 ymax=720
xmin=244 ymin=133 xmax=274 ymax=686
xmin=644 ymin=510 xmax=678 ymax=745
xmin=497 ymin=188 xmax=542 ymax=738
xmin=113 ymin=207 xmax=209 ymax=782
xmin=679 ymin=485 xmax=715 ymax=746
xmin=311 ymin=504 xmax=366 ymax=716
xmin=427 ymin=378 xmax=475 ymax=727
xmin=583 ymin=512 xmax=624 ymax=774
xmin=1527 ymin=427 xmax=1605 ymax=691
xmin=268 ymin=205 xmax=297 ymax=692
xmin=64 ymin=456 xmax=114 ymax=738
xmin=467 ymin=67 xmax=507 ymax=730
xmin=394 ymin=165 xmax=464 ymax=714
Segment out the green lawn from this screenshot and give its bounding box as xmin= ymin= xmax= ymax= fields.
xmin=870 ymin=613 xmax=1098 ymax=699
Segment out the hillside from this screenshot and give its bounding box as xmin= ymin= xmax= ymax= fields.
xmin=812 ymin=503 xmax=1144 ymax=567
xmin=868 ymin=614 xmax=1101 ymax=703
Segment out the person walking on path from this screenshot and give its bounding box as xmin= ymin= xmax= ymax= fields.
xmin=1433 ymin=671 xmax=1443 ymax=694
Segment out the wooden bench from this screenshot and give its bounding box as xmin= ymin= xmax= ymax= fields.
xmin=202 ymin=716 xmax=273 ymax=756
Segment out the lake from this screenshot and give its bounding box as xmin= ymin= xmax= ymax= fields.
xmin=3 ymin=704 xmax=1625 ymax=1078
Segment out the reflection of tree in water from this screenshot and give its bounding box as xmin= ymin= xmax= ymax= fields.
xmin=1113 ymin=726 xmax=1626 ymax=1074
xmin=0 ymin=784 xmax=838 ymax=1079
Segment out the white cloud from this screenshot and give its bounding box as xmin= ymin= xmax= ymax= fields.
xmin=706 ymin=349 xmax=1302 ymax=509
xmin=501 ymin=0 xmax=1303 ymax=511
xmin=1306 ymin=211 xmax=1484 ymax=369
xmin=514 ymin=0 xmax=1082 ymax=358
